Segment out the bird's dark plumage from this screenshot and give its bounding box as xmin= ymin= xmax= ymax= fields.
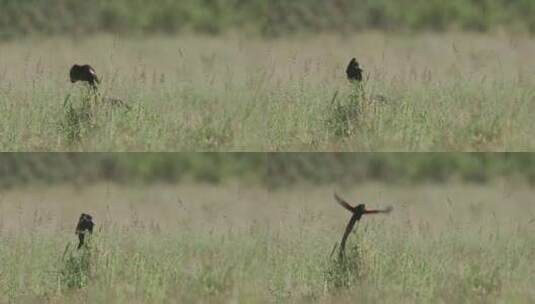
xmin=346 ymin=58 xmax=363 ymax=82
xmin=70 ymin=64 xmax=100 ymax=90
xmin=75 ymin=213 xmax=94 ymax=249
xmin=334 ymin=193 xmax=393 ymax=261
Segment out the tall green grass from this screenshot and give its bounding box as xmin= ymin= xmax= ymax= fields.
xmin=1 ymin=197 xmax=533 ymax=303
xmin=1 ymin=33 xmax=534 ymax=152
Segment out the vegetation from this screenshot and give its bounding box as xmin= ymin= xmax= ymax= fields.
xmin=1 ymin=153 xmax=535 ymax=189
xmin=1 ymin=33 xmax=534 ymax=151
xmin=2 ymin=0 xmax=535 ymax=40
xmin=0 ymin=183 xmax=533 ymax=303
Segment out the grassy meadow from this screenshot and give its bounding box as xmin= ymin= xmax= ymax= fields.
xmin=1 ymin=32 xmax=535 ymax=151
xmin=0 ymin=182 xmax=534 ymax=303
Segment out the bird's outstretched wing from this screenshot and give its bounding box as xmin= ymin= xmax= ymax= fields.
xmin=345 ymin=61 xmax=352 ymax=75
xmin=364 ymin=206 xmax=393 ymax=214
xmin=383 ymin=206 xmax=394 ymax=213
xmin=334 ymin=193 xmax=355 ymax=213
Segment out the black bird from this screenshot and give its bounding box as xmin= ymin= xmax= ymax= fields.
xmin=346 ymin=58 xmax=363 ymax=82
xmin=75 ymin=213 xmax=94 ymax=249
xmin=70 ymin=64 xmax=100 ymax=90
xmin=334 ymin=193 xmax=392 ymax=260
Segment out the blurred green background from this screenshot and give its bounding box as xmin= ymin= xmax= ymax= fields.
xmin=2 ymin=0 xmax=535 ymax=40
xmin=1 ymin=153 xmax=534 ymax=189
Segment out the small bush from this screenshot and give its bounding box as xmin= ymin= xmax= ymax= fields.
xmin=59 ymin=243 xmax=92 ymax=289
xmin=325 ymin=242 xmax=362 ymax=290
xmin=58 ymin=93 xmax=94 ymax=145
xmin=327 ymin=86 xmax=365 ymax=138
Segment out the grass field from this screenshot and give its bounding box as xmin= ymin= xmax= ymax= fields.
xmin=0 ymin=182 xmax=534 ymax=303
xmin=1 ymin=32 xmax=535 ymax=151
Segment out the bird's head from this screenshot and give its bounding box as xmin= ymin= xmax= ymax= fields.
xmin=79 ymin=213 xmax=92 ymax=221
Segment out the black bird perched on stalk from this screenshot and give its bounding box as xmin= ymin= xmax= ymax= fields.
xmin=69 ymin=64 xmax=131 ymax=110
xmin=346 ymin=58 xmax=363 ymax=82
xmin=75 ymin=213 xmax=94 ymax=249
xmin=70 ymin=64 xmax=100 ymax=90
xmin=334 ymin=193 xmax=392 ymax=261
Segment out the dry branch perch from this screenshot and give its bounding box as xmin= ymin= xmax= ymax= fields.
xmin=102 ymin=96 xmax=132 ymax=110
xmin=334 ymin=193 xmax=392 ymax=261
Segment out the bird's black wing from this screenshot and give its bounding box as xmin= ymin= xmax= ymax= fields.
xmin=345 ymin=61 xmax=353 ymax=77
xmin=334 ymin=193 xmax=355 ymax=213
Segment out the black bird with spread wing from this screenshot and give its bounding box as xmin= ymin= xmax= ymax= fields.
xmin=75 ymin=213 xmax=94 ymax=249
xmin=334 ymin=193 xmax=392 ymax=260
